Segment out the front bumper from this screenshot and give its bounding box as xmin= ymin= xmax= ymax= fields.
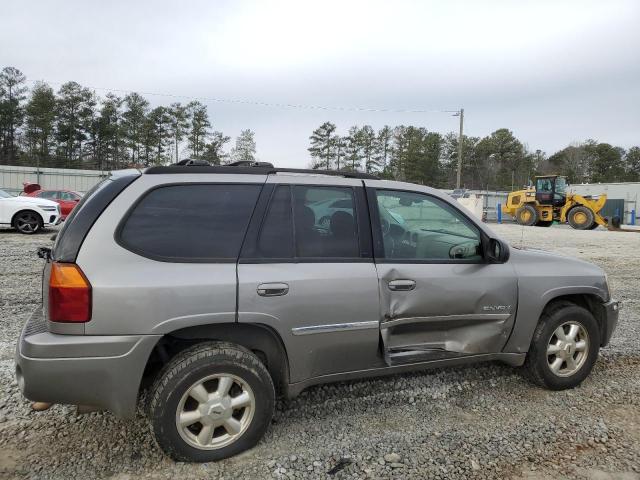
xmin=601 ymin=299 xmax=620 ymax=347
xmin=15 ymin=309 xmax=160 ymax=417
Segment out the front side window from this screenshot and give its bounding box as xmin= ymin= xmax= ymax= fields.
xmin=119 ymin=184 xmax=261 ymax=261
xmin=37 ymin=191 xmax=58 ymax=199
xmin=375 ymin=190 xmax=482 ymax=261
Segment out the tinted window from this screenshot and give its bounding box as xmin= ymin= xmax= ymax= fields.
xmin=294 ymin=186 xmax=359 ymax=258
xmin=256 ymin=186 xmax=294 ymax=258
xmin=376 ymin=190 xmax=482 ymax=261
xmin=59 ymin=191 xmax=78 ymax=201
xmin=37 ymin=191 xmax=58 ymax=199
xmin=120 ymin=184 xmax=261 ymax=261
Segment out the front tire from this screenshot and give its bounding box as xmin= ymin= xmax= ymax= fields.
xmin=524 ymin=302 xmax=600 ymax=390
xmin=149 ymin=342 xmax=275 ymax=462
xmin=13 ymin=210 xmax=43 ymax=234
xmin=568 ymin=206 xmax=595 ymax=230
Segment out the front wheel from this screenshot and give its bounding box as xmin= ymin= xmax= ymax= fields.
xmin=524 ymin=302 xmax=600 ymax=390
xmin=149 ymin=342 xmax=275 ymax=462
xmin=13 ymin=211 xmax=43 ymax=234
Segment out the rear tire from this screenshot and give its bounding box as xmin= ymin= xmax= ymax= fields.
xmin=516 ymin=204 xmax=538 ymax=226
xmin=568 ymin=206 xmax=595 ymax=230
xmin=524 ymin=302 xmax=600 ymax=390
xmin=149 ymin=342 xmax=275 ymax=462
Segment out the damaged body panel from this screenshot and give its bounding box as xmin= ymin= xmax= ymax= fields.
xmin=377 ymin=263 xmax=518 ymax=363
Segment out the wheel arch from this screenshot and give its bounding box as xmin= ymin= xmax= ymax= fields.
xmin=540 ymin=293 xmax=608 ymax=347
xmin=141 ymin=323 xmax=290 ymax=397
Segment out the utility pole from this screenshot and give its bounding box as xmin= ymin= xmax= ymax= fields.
xmin=455 ymin=108 xmax=464 ymax=189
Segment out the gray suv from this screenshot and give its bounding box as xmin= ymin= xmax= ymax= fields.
xmin=15 ymin=165 xmax=620 ymax=462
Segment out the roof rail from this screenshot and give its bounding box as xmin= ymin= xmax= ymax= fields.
xmin=144 ymin=165 xmax=379 ymax=180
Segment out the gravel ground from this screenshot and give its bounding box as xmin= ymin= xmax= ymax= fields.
xmin=0 ymin=224 xmax=639 ymax=480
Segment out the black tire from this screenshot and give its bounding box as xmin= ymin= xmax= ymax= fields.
xmin=149 ymin=342 xmax=275 ymax=462
xmin=515 ymin=204 xmax=538 ymax=226
xmin=587 ymin=222 xmax=599 ymax=230
xmin=12 ymin=210 xmax=43 ymax=234
xmin=535 ymin=220 xmax=553 ymax=227
xmin=567 ymin=206 xmax=595 ymax=230
xmin=524 ymin=301 xmax=600 ymax=390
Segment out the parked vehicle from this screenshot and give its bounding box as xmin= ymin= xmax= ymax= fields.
xmin=16 ymin=165 xmax=619 ymax=462
xmin=0 ymin=189 xmax=61 ymax=234
xmin=23 ymin=182 xmax=82 ymax=220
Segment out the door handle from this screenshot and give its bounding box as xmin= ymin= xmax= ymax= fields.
xmin=257 ymin=283 xmax=289 ymax=297
xmin=388 ymin=279 xmax=416 ymax=291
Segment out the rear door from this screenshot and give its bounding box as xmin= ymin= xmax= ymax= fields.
xmin=237 ymin=176 xmax=382 ymax=383
xmin=365 ymin=181 xmax=518 ymax=365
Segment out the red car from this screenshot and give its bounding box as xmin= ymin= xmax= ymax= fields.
xmin=23 ymin=183 xmax=82 ymax=220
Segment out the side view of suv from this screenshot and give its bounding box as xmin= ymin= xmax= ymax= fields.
xmin=15 ymin=165 xmax=619 ymax=462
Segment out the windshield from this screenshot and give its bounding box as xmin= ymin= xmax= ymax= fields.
xmin=0 ymin=189 xmax=12 ymax=198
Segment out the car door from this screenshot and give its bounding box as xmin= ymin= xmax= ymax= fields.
xmin=58 ymin=191 xmax=79 ymax=216
xmin=364 ymin=180 xmax=518 ymax=365
xmin=237 ymin=177 xmax=382 ymax=383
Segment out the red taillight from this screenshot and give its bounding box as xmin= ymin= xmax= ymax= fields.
xmin=48 ymin=263 xmax=92 ymax=323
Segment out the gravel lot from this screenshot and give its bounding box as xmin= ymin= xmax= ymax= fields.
xmin=1 ymin=224 xmax=639 ymax=480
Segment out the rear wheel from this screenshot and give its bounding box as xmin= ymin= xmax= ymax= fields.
xmin=13 ymin=210 xmax=43 ymax=234
xmin=516 ymin=204 xmax=538 ymax=226
xmin=149 ymin=342 xmax=275 ymax=462
xmin=525 ymin=302 xmax=600 ymax=390
xmin=568 ymin=206 xmax=595 ymax=230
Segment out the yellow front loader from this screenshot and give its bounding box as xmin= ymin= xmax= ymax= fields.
xmin=502 ymin=175 xmax=610 ymax=230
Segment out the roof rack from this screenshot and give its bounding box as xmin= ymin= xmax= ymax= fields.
xmin=144 ymin=165 xmax=379 ymax=180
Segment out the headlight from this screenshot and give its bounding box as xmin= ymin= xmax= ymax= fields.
xmin=37 ymin=205 xmax=58 ymax=211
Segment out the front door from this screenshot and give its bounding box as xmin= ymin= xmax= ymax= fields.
xmin=237 ymin=179 xmax=381 ymax=383
xmin=365 ymin=182 xmax=519 ymax=365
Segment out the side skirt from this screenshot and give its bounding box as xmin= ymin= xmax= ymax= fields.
xmin=284 ymin=352 xmax=526 ymax=399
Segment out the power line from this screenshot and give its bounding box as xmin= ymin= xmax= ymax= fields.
xmin=27 ymin=78 xmax=458 ymax=115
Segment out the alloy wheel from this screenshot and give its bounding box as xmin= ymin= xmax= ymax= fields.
xmin=546 ymin=321 xmax=590 ymax=377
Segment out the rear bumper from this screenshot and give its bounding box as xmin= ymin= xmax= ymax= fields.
xmin=601 ymin=299 xmax=620 ymax=347
xmin=15 ymin=309 xmax=160 ymax=418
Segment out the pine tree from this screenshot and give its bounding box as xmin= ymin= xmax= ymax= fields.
xmin=202 ymin=131 xmax=231 ymax=165
xmin=24 ymin=81 xmax=56 ymax=169
xmin=168 ymin=102 xmax=189 ymax=162
xmin=344 ymin=126 xmax=363 ymax=171
xmin=232 ymin=129 xmax=256 ymax=163
xmin=186 ymin=101 xmax=211 ymax=158
xmin=96 ymin=94 xmax=124 ymax=170
xmin=308 ymin=122 xmax=336 ymax=169
xmin=0 ymin=67 xmax=27 ymax=163
xmin=375 ymin=126 xmax=392 ymax=173
xmin=122 ymin=93 xmax=149 ymax=165
xmin=360 ymin=125 xmax=378 ymax=173
xmin=54 ymin=81 xmax=95 ymax=167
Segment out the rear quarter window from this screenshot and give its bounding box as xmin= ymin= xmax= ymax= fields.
xmin=118 ymin=184 xmax=261 ymax=262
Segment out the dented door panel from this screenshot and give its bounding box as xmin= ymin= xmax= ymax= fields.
xmin=377 ymin=254 xmax=518 ymax=360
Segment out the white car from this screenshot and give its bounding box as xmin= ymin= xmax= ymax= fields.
xmin=0 ymin=189 xmax=61 ymax=234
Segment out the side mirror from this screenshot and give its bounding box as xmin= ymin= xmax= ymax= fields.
xmin=486 ymin=238 xmax=509 ymax=264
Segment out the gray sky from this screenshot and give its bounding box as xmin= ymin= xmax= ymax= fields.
xmin=3 ymin=0 xmax=639 ymax=167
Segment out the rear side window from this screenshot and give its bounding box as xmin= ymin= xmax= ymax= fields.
xmin=119 ymin=184 xmax=261 ymax=262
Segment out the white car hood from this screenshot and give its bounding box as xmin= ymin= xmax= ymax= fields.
xmin=1 ymin=196 xmax=58 ymax=207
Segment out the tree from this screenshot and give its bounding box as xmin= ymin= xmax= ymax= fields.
xmin=168 ymin=103 xmax=189 ymax=163
xmin=587 ymin=142 xmax=626 ymax=183
xmin=141 ymin=106 xmax=171 ymax=166
xmin=0 ymin=66 xmax=27 ymax=163
xmin=342 ymin=126 xmax=364 ymax=171
xmin=202 ymin=131 xmax=231 ymax=165
xmin=375 ymin=126 xmax=393 ymax=174
xmin=360 ymin=125 xmax=379 ymax=173
xmin=186 ymin=101 xmax=210 ymax=158
xmin=96 ymin=93 xmax=124 ymax=170
xmin=24 ymin=82 xmax=56 ymax=169
xmin=625 ymin=147 xmax=640 ymax=181
xmin=122 ymin=92 xmax=149 ymax=165
xmin=232 ymin=129 xmax=256 ymax=163
xmin=308 ymin=121 xmax=336 ymax=170
xmin=54 ymin=81 xmax=96 ymax=167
